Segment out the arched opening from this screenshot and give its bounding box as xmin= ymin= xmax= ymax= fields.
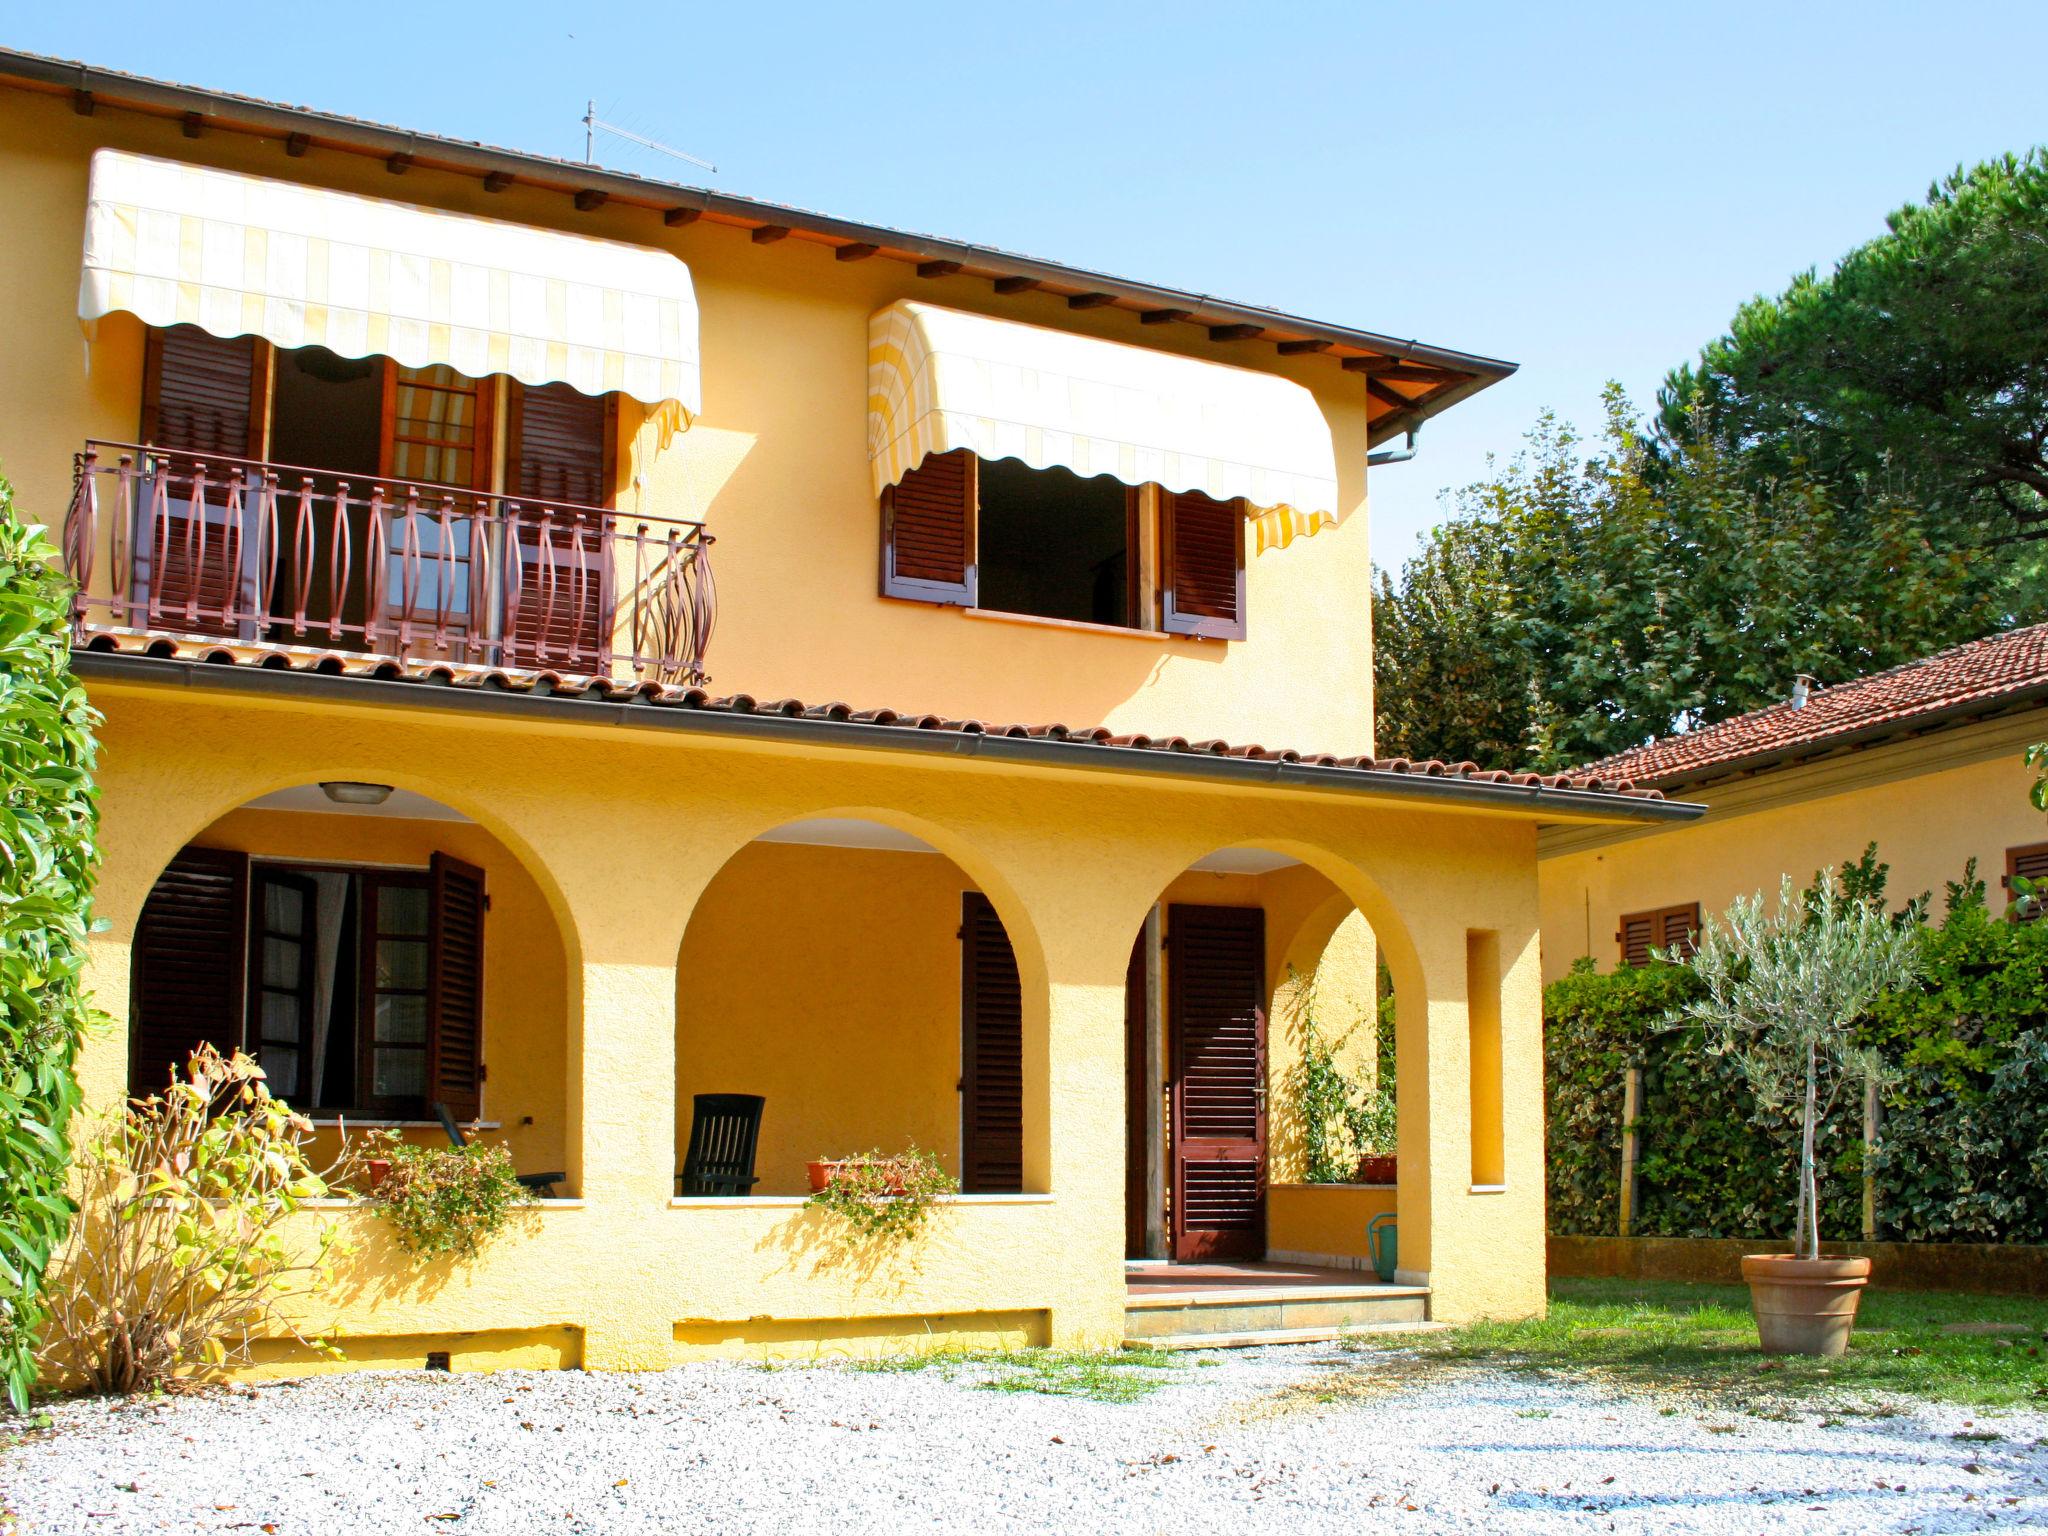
xmin=674 ymin=815 xmax=1035 ymax=1198
xmin=127 ymin=781 xmax=577 ymax=1189
xmin=1120 ymin=845 xmax=1401 ymax=1275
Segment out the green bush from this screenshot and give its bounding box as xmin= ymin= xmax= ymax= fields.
xmin=1545 ymin=863 xmax=2048 ymax=1244
xmin=365 ymin=1138 xmax=535 ymax=1260
xmin=0 ymin=474 xmax=103 ymax=1409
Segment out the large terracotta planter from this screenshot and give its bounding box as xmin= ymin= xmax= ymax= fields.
xmin=806 ymin=1159 xmax=906 ymax=1195
xmin=1741 ymin=1254 xmax=1872 ymax=1356
xmin=1356 ymin=1154 xmax=1397 ymax=1186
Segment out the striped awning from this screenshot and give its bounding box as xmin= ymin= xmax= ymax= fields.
xmin=79 ymin=149 xmax=700 ymax=441
xmin=868 ymin=300 xmax=1340 ymax=552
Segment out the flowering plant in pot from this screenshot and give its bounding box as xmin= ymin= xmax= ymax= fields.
xmin=1666 ymin=876 xmax=1918 ymax=1356
xmin=804 ymin=1146 xmax=956 ymax=1243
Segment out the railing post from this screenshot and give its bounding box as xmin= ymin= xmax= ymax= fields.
xmin=63 ymin=448 xmax=99 ymax=622
xmin=1618 ymin=1064 xmax=1643 ymax=1239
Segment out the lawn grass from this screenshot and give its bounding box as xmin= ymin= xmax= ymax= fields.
xmin=846 ymin=1344 xmax=1184 ymax=1404
xmin=1344 ymin=1278 xmax=2048 ymax=1411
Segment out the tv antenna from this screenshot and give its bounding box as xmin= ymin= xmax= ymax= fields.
xmin=583 ymin=101 xmax=717 ymax=175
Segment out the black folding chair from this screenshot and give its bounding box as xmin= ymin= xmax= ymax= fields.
xmin=434 ymin=1102 xmax=567 ymax=1198
xmin=677 ymin=1093 xmax=765 ymax=1197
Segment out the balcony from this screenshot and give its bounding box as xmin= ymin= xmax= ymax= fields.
xmin=62 ymin=441 xmax=715 ymax=685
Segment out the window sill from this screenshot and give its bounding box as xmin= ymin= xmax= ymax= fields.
xmin=668 ymin=1192 xmax=1055 ymax=1210
xmin=307 ymin=1118 xmax=502 ymax=1131
xmin=302 ymin=1196 xmax=584 ymax=1210
xmin=1469 ymin=1183 xmax=1509 ymax=1195
xmin=960 ymin=607 xmax=1199 ymax=643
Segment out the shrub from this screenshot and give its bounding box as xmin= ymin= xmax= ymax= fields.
xmin=364 ymin=1139 xmax=534 ymax=1261
xmin=805 ymin=1146 xmax=955 ymax=1243
xmin=1281 ymin=965 xmax=1394 ymax=1183
xmin=36 ymin=1047 xmax=347 ymax=1395
xmin=0 ymin=476 xmax=104 ymax=1409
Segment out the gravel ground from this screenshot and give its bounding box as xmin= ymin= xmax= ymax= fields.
xmin=5 ymin=1345 xmax=2047 ymax=1535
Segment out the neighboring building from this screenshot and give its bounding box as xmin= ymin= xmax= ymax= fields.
xmin=1539 ymin=625 xmax=2048 ymax=983
xmin=2 ymin=49 xmax=1693 ymax=1372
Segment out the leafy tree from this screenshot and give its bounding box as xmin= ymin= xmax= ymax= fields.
xmin=1660 ymin=150 xmax=2048 ymax=546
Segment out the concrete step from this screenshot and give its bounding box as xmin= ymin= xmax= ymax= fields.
xmin=1139 ymin=1319 xmax=1444 ymax=1351
xmin=1124 ymin=1281 xmax=1429 ymax=1345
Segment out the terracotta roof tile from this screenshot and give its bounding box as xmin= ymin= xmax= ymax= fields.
xmin=76 ymin=627 xmax=1664 ymax=801
xmin=1580 ymin=623 xmax=2048 ymax=788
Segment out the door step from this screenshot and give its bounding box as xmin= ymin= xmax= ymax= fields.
xmin=1139 ymin=1319 xmax=1444 ymax=1351
xmin=1125 ymin=1277 xmax=1429 ymax=1346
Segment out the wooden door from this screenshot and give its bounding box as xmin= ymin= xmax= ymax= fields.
xmin=1168 ymin=904 xmax=1267 ymax=1260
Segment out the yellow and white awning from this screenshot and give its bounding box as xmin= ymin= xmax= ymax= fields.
xmin=868 ymin=300 xmax=1339 ymax=552
xmin=80 ymin=149 xmax=700 ymax=442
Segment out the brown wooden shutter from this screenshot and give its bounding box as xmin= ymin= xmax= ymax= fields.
xmin=504 ymin=384 xmax=618 ymax=670
xmin=1616 ymin=911 xmax=1656 ymax=967
xmin=1617 ymin=904 xmax=1697 ymax=965
xmin=1161 ymin=490 xmax=1246 ymax=640
xmin=1658 ymin=904 xmax=1702 ymax=958
xmin=2005 ymin=842 xmax=2048 ymax=921
xmin=426 ymin=852 xmax=487 ymax=1121
xmin=142 ymin=325 xmax=263 ymax=457
xmin=882 ymin=449 xmax=977 ymax=606
xmin=1168 ymin=904 xmax=1266 ymax=1260
xmin=130 ymin=845 xmax=251 ymax=1098
xmin=960 ymin=891 xmax=1023 ymax=1193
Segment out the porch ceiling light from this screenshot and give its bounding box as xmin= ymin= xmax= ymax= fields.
xmin=319 ymin=781 xmax=394 ymax=806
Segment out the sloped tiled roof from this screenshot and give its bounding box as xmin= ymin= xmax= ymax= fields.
xmin=74 ymin=627 xmax=1672 ymax=805
xmin=1580 ymin=624 xmax=2048 ymax=789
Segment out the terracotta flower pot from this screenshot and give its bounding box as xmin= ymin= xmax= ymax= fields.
xmin=1741 ymin=1254 xmax=1872 ymax=1356
xmin=1356 ymin=1154 xmax=1397 ymax=1186
xmin=364 ymin=1157 xmax=392 ymax=1189
xmin=806 ymin=1159 xmax=843 ymax=1193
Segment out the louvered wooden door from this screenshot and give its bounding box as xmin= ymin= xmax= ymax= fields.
xmin=960 ymin=892 xmax=1024 ymax=1193
xmin=130 ymin=845 xmax=251 ymax=1097
xmin=505 ymin=382 xmax=617 ymax=670
xmin=135 ymin=326 xmax=266 ymax=634
xmin=1168 ymin=904 xmax=1267 ymax=1260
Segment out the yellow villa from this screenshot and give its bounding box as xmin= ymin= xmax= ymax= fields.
xmin=1539 ymin=626 xmax=2048 ymax=983
xmin=3 ymin=48 xmax=1696 ymax=1372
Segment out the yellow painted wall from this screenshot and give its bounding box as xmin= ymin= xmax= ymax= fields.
xmin=0 ymin=84 xmax=1380 ymax=754
xmin=1538 ymin=718 xmax=2048 ymax=983
xmin=56 ymin=670 xmax=1578 ymax=1375
xmin=1268 ymin=1183 xmax=1396 ymax=1269
xmin=676 ymin=841 xmax=974 ymax=1194
xmin=187 ymin=807 xmax=571 ymax=1181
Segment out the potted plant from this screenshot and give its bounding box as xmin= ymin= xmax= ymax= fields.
xmin=804 ymin=1146 xmax=956 ymax=1243
xmin=1668 ymin=876 xmax=1918 ymax=1355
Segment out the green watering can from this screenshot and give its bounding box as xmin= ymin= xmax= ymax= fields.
xmin=1367 ymin=1213 xmax=1398 ymax=1283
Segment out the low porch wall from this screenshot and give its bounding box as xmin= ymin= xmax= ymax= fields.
xmin=1549 ymin=1235 xmax=2048 ymax=1297
xmin=238 ymin=1192 xmax=1085 ymax=1378
xmin=1266 ymin=1183 xmax=1396 ymax=1271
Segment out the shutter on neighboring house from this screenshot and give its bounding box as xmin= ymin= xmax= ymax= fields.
xmin=1658 ymin=904 xmax=1702 ymax=958
xmin=505 ymin=382 xmax=616 ymax=669
xmin=426 ymin=852 xmax=487 ymax=1121
xmin=130 ymin=845 xmax=251 ymax=1097
xmin=882 ymin=449 xmax=976 ymax=605
xmin=1161 ymin=490 xmax=1246 ymax=639
xmin=2005 ymin=842 xmax=2048 ymax=921
xmin=959 ymin=891 xmax=1023 ymax=1193
xmin=1616 ymin=911 xmax=1656 ymax=967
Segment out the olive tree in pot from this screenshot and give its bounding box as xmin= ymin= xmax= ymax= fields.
xmin=1667 ymin=876 xmax=1919 ymax=1356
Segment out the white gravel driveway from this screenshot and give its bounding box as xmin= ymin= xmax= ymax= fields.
xmin=5 ymin=1344 xmax=2046 ymax=1535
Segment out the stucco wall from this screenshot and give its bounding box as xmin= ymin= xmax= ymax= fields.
xmin=1537 ymin=716 xmax=2048 ymax=984
xmin=0 ymin=84 xmax=1380 ymax=754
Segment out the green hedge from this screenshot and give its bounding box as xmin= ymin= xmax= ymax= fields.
xmin=0 ymin=475 xmax=102 ymax=1409
xmin=1545 ymin=880 xmax=2048 ymax=1245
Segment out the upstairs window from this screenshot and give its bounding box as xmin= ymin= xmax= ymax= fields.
xmin=880 ymin=450 xmax=1246 ymax=639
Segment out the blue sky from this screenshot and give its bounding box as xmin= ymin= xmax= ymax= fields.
xmin=13 ymin=2 xmax=2048 ymax=571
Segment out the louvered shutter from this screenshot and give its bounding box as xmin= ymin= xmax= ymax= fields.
xmin=960 ymin=891 xmax=1023 ymax=1193
xmin=138 ymin=326 xmax=264 ymax=634
xmin=1161 ymin=490 xmax=1246 ymax=640
xmin=2006 ymin=843 xmax=2048 ymax=921
xmin=1658 ymin=904 xmax=1702 ymax=958
xmin=426 ymin=852 xmax=487 ymax=1121
xmin=1168 ymin=904 xmax=1266 ymax=1260
xmin=130 ymin=845 xmax=250 ymax=1097
xmin=882 ymin=449 xmax=976 ymax=605
xmin=506 ymin=383 xmax=617 ymax=670
xmin=1616 ymin=911 xmax=1656 ymax=967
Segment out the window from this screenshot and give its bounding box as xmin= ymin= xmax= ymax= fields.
xmin=131 ymin=845 xmax=487 ymax=1120
xmin=2005 ymin=842 xmax=2048 ymax=921
xmin=880 ymin=450 xmax=1246 ymax=638
xmin=1617 ymin=903 xmax=1700 ymax=966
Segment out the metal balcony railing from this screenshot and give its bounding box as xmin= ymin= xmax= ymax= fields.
xmin=63 ymin=441 xmax=715 ymax=685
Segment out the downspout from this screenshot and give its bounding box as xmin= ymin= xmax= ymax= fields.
xmin=1367 ymin=422 xmax=1421 ymax=468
